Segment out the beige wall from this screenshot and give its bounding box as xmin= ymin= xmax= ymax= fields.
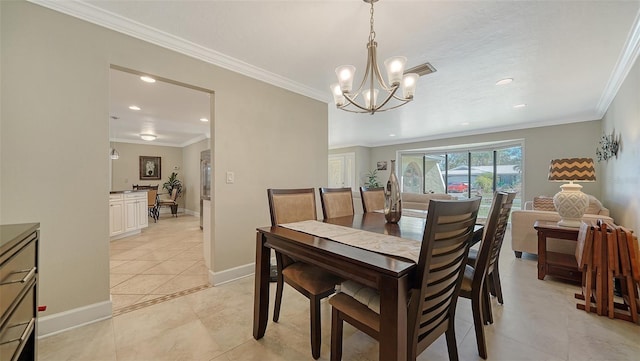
xmin=601 ymin=55 xmax=640 ymax=232
xmin=0 ymin=1 xmax=327 ymax=327
xmin=110 ymin=142 xmax=184 ymax=208
xmin=334 ymin=121 xmax=604 ymax=207
xmin=182 ymin=139 xmax=210 ymax=213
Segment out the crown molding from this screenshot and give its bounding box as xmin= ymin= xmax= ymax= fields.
xmin=596 ymin=9 xmax=640 ymax=116
xmin=28 ymin=0 xmax=328 ymax=103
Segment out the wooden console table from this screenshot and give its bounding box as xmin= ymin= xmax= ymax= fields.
xmin=534 ymin=220 xmax=581 ymax=282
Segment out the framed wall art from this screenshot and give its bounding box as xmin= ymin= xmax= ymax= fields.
xmin=140 ymin=156 xmax=161 ymax=180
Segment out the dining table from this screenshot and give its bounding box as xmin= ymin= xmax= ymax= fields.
xmin=253 ymin=212 xmax=483 ymax=361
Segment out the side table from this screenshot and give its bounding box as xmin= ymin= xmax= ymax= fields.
xmin=534 ymin=220 xmax=581 ymax=282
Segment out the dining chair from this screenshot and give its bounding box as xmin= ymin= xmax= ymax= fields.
xmin=359 ymin=186 xmax=385 ymax=213
xmin=267 ymin=188 xmax=342 ymax=359
xmin=319 ymin=187 xmax=355 ymax=219
xmin=158 ymin=188 xmax=178 ymax=217
xmin=459 ymin=191 xmax=515 ymax=359
xmin=329 ymin=197 xmax=482 ymax=361
xmin=147 ymin=188 xmax=159 ymax=222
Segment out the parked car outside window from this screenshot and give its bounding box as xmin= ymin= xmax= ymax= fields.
xmin=447 ymin=182 xmax=469 ymax=193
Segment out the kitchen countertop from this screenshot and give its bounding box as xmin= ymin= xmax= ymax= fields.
xmin=110 ymin=190 xmax=149 ymax=194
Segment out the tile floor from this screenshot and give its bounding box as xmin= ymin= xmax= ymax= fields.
xmin=40 ymin=224 xmax=640 ymax=361
xmin=109 ymin=214 xmax=209 ymax=314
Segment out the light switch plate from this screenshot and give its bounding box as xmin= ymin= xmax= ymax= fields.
xmin=226 ymin=171 xmax=234 ymax=184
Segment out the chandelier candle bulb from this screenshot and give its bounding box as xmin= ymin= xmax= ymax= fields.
xmin=384 ymin=56 xmax=407 ymax=85
xmin=364 ymin=89 xmax=379 ymax=109
xmin=402 ymin=73 xmax=419 ymax=98
xmin=336 ymin=65 xmax=355 ymax=93
xmin=331 ymin=84 xmax=346 ymax=106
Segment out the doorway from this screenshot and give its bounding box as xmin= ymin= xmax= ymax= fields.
xmin=108 ymin=66 xmax=213 ymax=313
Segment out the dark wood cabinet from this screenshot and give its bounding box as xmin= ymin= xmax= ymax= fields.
xmin=1 ymin=223 xmax=39 ymax=361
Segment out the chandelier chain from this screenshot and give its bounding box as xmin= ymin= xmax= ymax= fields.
xmin=369 ymin=1 xmax=376 ymax=42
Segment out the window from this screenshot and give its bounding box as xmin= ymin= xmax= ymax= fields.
xmin=399 ymin=141 xmax=523 ymax=218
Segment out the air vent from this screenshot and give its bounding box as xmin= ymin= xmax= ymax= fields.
xmin=405 ymin=62 xmax=436 ymax=77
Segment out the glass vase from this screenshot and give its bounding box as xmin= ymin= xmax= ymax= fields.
xmin=384 ymin=159 xmax=402 ymax=223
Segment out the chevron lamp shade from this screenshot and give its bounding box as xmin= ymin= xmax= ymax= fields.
xmin=548 ymin=158 xmax=596 ymax=182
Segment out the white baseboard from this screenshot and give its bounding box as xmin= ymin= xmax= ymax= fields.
xmin=38 ymin=300 xmax=112 ymax=338
xmin=184 ymin=209 xmax=199 ymax=217
xmin=210 ymin=262 xmax=254 ymax=286
xmin=158 ymin=207 xmax=185 ymax=214
xmin=109 ymin=229 xmax=141 ymax=241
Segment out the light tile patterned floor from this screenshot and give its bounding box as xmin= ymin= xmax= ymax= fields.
xmin=40 ymin=224 xmax=640 ymax=361
xmin=109 ymin=214 xmax=209 ymax=315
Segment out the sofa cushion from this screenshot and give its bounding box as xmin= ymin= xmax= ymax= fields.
xmin=533 ymin=196 xmax=556 ymax=211
xmin=401 ymin=193 xmax=454 ymax=211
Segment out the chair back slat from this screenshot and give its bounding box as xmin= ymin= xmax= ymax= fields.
xmin=408 ymin=197 xmax=481 ymax=357
xmin=267 ymin=188 xmax=317 ymax=226
xmin=473 ymin=192 xmax=516 ymax=283
xmin=319 ymin=187 xmax=354 ymax=219
xmin=486 ymin=192 xmax=516 ymax=274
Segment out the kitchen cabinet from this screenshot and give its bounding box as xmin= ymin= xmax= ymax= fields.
xmin=109 ymin=194 xmax=124 ymax=237
xmin=0 ymin=223 xmax=39 ymax=361
xmin=110 ymin=191 xmax=148 ymax=240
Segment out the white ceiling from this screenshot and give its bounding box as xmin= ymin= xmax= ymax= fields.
xmin=34 ymin=0 xmax=640 ymax=149
xmin=109 ymin=68 xmax=211 ymax=147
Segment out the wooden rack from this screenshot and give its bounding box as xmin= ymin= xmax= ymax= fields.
xmin=574 ymin=220 xmax=639 ymax=323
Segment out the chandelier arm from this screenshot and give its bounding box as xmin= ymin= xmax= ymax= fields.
xmin=372 ymin=86 xmax=400 ymax=112
xmin=374 ymin=100 xmax=411 ymax=112
xmin=341 ymin=92 xmax=377 ymax=113
xmin=391 ymin=92 xmax=413 ymax=102
xmin=369 ymin=42 xmax=393 ymax=91
xmin=337 ymin=97 xmax=410 ymax=114
xmin=349 ymin=42 xmax=376 ymax=98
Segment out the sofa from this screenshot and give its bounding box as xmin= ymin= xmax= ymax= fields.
xmin=511 ymin=195 xmax=613 ymax=257
xmin=401 ymin=192 xmax=455 ymax=211
xmin=352 ymin=191 xmax=453 ymax=214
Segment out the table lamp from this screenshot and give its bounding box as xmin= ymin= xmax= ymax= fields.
xmin=548 ymin=158 xmax=596 ymax=227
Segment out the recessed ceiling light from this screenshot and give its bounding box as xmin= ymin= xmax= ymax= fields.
xmin=461 ymin=122 xmax=470 ymax=126
xmin=389 ymin=134 xmax=396 ymax=137
xmin=496 ymin=78 xmax=513 ymax=86
xmin=200 ymin=118 xmax=209 ymax=122
xmin=140 ymin=134 xmax=156 ymax=141
xmin=129 ymin=105 xmax=141 ymax=111
xmin=513 ymin=104 xmax=527 ymax=108
xmin=140 ymin=76 xmax=156 ymax=83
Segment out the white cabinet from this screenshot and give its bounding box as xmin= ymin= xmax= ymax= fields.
xmin=110 ymin=194 xmax=125 ymax=237
xmin=137 ymin=197 xmax=149 ymax=228
xmin=124 ymin=198 xmax=138 ymax=232
xmin=110 ymin=191 xmax=148 ymax=239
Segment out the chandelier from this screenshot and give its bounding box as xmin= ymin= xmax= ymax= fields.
xmin=331 ymin=0 xmax=418 ymax=115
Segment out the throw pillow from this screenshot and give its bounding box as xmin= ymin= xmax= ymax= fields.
xmin=533 ymin=196 xmax=556 ymax=211
xmin=585 ymin=195 xmax=603 ymax=215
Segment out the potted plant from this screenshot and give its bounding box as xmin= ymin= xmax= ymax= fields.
xmin=162 ymin=172 xmax=183 ymax=199
xmin=162 ymin=172 xmax=182 ymax=214
xmin=365 ymin=169 xmax=381 ymax=188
